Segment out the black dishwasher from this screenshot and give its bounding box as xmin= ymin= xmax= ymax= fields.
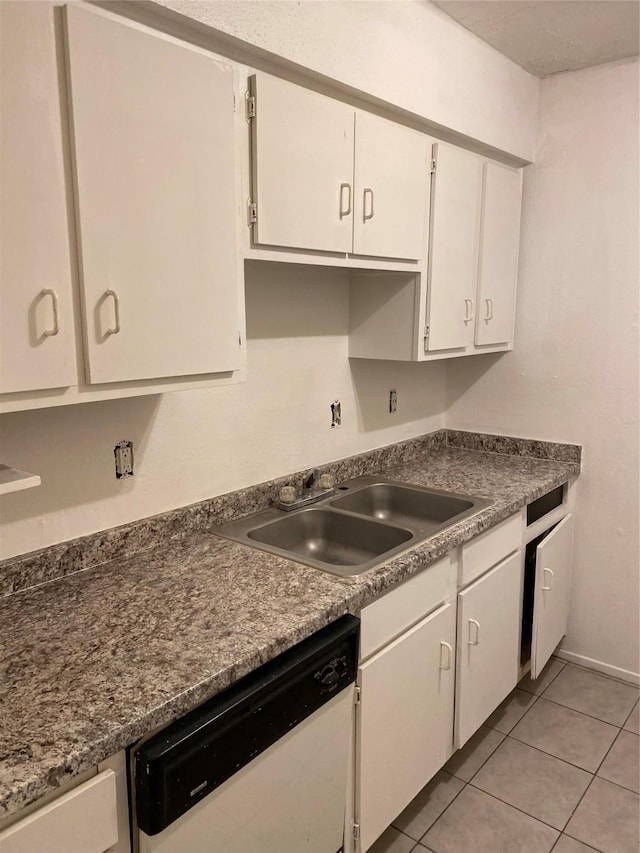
xmin=131 ymin=614 xmax=359 ymax=853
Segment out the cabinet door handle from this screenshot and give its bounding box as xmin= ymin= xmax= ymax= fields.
xmin=40 ymin=289 xmax=60 ymax=337
xmin=363 ymin=187 xmax=374 ymax=221
xmin=339 ymin=182 xmax=352 ymax=218
xmin=468 ymin=619 xmax=480 ymax=646
xmin=485 ymin=298 xmax=494 ymax=320
xmin=464 ymin=298 xmax=475 ymax=323
xmin=542 ymin=568 xmax=554 ymax=591
xmin=104 ymin=289 xmax=121 ymax=336
xmin=439 ymin=641 xmax=453 ymax=670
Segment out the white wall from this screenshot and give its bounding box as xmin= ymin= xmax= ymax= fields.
xmin=152 ymin=0 xmax=540 ymax=161
xmin=0 ymin=265 xmax=447 ymax=559
xmin=446 ymin=58 xmax=640 ymax=678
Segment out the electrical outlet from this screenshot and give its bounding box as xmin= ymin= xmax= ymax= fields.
xmin=389 ymin=389 xmax=397 ymax=414
xmin=114 ymin=440 xmax=134 ymax=479
xmin=331 ymin=400 xmax=342 ymax=428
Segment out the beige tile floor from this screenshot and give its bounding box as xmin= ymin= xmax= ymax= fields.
xmin=369 ymin=660 xmax=639 ymax=853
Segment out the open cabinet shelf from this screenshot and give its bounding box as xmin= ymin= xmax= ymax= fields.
xmin=0 ymin=465 xmax=41 ymax=495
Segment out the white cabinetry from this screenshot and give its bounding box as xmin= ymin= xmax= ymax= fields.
xmin=475 ymin=160 xmax=523 ymax=346
xmin=531 ymin=514 xmax=574 ymax=678
xmin=357 ymin=603 xmax=456 ymax=852
xmin=0 ymin=770 xmax=118 ymax=853
xmin=455 ymin=551 xmax=522 ymax=747
xmin=65 ymin=5 xmax=242 ymax=385
xmin=348 ymin=144 xmax=523 ymax=361
xmin=249 ymin=73 xmax=354 ymax=254
xmin=0 ymin=4 xmax=245 ymax=412
xmin=426 ymin=143 xmax=483 ymax=351
xmin=0 ymin=1 xmax=77 ymax=394
xmin=249 ymin=73 xmax=428 ymax=261
xmin=352 ymin=112 xmax=428 ymax=260
xmin=353 ymin=554 xmax=456 ymax=852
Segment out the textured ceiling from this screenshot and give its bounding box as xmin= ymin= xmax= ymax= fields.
xmin=431 ymin=0 xmax=640 ymax=76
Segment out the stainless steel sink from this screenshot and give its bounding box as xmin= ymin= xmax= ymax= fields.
xmin=214 ymin=476 xmax=492 ymax=577
xmin=330 ymin=483 xmax=476 ymax=534
xmin=248 ymin=508 xmax=413 ymax=573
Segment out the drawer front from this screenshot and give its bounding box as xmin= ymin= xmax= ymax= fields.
xmin=360 ymin=552 xmax=456 ymax=660
xmin=461 ymin=512 xmax=523 ymax=587
xmin=0 ymin=770 xmax=118 ymax=853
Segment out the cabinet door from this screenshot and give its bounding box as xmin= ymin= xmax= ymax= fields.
xmin=250 ymin=74 xmax=354 ymax=254
xmin=0 ymin=2 xmax=77 ymax=394
xmin=65 ymin=5 xmax=241 ymax=384
xmin=357 ymin=602 xmax=456 ymax=853
xmin=425 ymin=143 xmax=482 ymax=352
xmin=531 ymin=514 xmax=574 ymax=679
xmin=455 ymin=551 xmax=522 ymax=748
xmin=353 ymin=112 xmax=428 ymax=260
xmin=475 ymin=161 xmax=522 ymax=346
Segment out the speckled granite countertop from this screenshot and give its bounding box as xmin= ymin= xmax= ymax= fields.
xmin=0 ymin=435 xmax=580 ymax=819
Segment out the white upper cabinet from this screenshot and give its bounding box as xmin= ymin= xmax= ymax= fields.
xmin=249 ymin=73 xmax=428 ymax=261
xmin=426 ymin=143 xmax=483 ymax=352
xmin=0 ymin=2 xmax=77 ymax=394
xmin=65 ymin=5 xmax=242 ymax=384
xmin=353 ymin=112 xmax=428 ymax=260
xmin=475 ymin=161 xmax=523 ymax=346
xmin=250 ymin=73 xmax=354 ymax=254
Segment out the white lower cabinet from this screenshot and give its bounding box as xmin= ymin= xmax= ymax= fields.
xmin=356 ymin=601 xmax=456 ymax=852
xmin=0 ymin=771 xmax=118 ymax=853
xmin=531 ymin=514 xmax=574 ymax=678
xmin=454 ymin=550 xmax=522 ymax=748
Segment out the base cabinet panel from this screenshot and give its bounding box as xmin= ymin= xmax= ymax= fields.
xmin=356 ymin=602 xmax=456 ymax=852
xmin=455 ymin=551 xmax=522 ymax=748
xmin=531 ymin=514 xmax=574 ymax=678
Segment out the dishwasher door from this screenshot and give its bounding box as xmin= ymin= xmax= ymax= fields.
xmin=131 ymin=615 xmax=359 ymax=853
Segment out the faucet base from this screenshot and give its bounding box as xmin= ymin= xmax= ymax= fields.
xmin=274 ymin=488 xmax=336 ymax=512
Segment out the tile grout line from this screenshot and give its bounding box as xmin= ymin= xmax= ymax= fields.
xmin=466 ymin=779 xmax=565 ymax=835
xmin=505 ymin=730 xmax=611 ymax=776
xmin=621 ymin=697 xmax=639 ymax=730
xmin=395 ymin=662 xmax=635 ymax=853
xmin=408 ymin=775 xmax=471 ymax=848
xmin=554 ymin=719 xmax=635 ymax=845
xmin=557 ymin=659 xmax=640 ymax=690
xmin=538 ymin=661 xmax=639 ymax=714
xmin=533 ymin=691 xmax=632 ymax=728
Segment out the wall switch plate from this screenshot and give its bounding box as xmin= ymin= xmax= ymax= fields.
xmin=114 ymin=440 xmax=134 ymax=479
xmin=389 ymin=389 xmax=397 ymax=414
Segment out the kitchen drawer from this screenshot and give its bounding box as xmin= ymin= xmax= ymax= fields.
xmin=360 ymin=552 xmax=456 ymax=660
xmin=0 ymin=770 xmax=118 ymax=853
xmin=460 ymin=512 xmax=523 ymax=587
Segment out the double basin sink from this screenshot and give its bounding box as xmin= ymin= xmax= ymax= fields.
xmin=215 ymin=476 xmax=493 ymax=577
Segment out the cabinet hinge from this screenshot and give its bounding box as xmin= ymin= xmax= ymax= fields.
xmin=246 ymin=95 xmax=256 ymax=119
xmin=352 ymin=823 xmax=360 ymax=842
xmin=238 ymin=331 xmax=242 ymax=347
xmin=430 ymin=157 xmax=437 ymax=174
xmin=424 ymin=324 xmax=430 ymax=339
xmin=354 ymin=685 xmax=361 ymax=705
xmin=248 ymin=201 xmax=257 ymax=225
